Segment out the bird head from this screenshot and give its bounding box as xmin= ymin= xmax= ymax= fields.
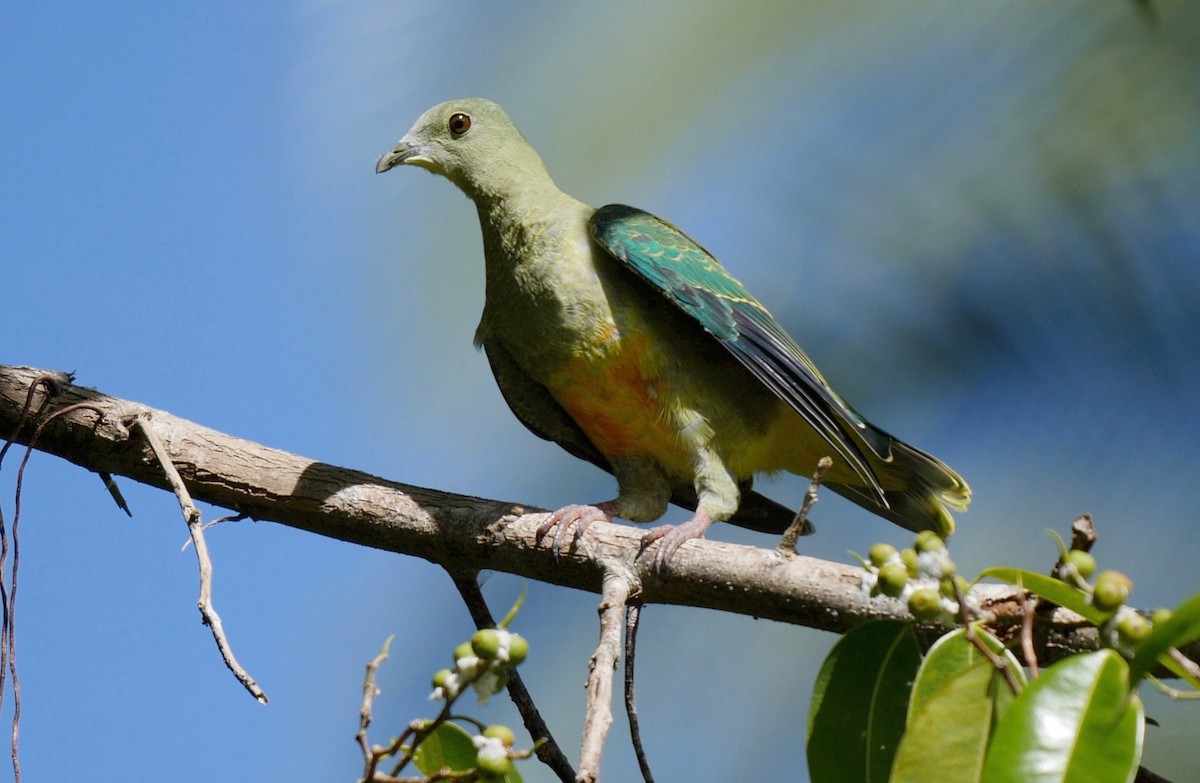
xmin=375 ymin=98 xmax=550 ymax=200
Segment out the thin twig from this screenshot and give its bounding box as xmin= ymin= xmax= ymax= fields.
xmin=578 ymin=571 xmax=632 ymax=783
xmin=778 ymin=457 xmax=832 ymax=553
xmin=450 ymin=572 xmax=575 ymax=783
xmin=1021 ymin=597 xmax=1040 ymax=678
xmin=181 ymin=513 xmax=249 ymax=552
xmin=4 ymin=395 xmax=105 ymax=783
xmin=0 ymin=375 xmax=54 ymax=783
xmin=357 ymin=636 xmax=395 ymax=781
xmin=624 ymin=598 xmax=653 ymax=783
xmin=954 ymin=578 xmax=1022 ymax=694
xmin=131 ymin=414 xmax=268 ymax=704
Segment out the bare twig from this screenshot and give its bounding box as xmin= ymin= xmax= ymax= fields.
xmin=181 ymin=512 xmax=249 ymax=552
xmin=357 ymin=636 xmax=394 ymax=781
xmin=578 ymin=571 xmax=633 ymax=782
xmin=624 ymin=598 xmax=653 ymax=783
xmin=955 ymin=578 xmax=1023 ymax=694
xmin=0 ymin=373 xmax=56 ymax=783
xmin=131 ymin=414 xmax=268 ymax=704
xmin=450 ymin=573 xmax=574 ymax=782
xmin=778 ymin=456 xmax=832 ymax=553
xmin=3 ymin=393 xmax=106 ymax=783
xmin=1021 ymin=597 xmax=1040 ymax=678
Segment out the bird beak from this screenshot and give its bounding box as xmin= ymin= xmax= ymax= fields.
xmin=375 ymin=140 xmax=416 ymax=174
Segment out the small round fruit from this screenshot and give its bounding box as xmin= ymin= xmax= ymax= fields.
xmin=1093 ymin=570 xmax=1133 ymax=611
xmin=940 ymin=575 xmax=969 ymax=600
xmin=908 ymin=587 xmax=944 ymax=620
xmin=476 ymin=751 xmax=512 ymax=779
xmin=471 ymin=628 xmax=503 ymax=660
xmin=431 ymin=668 xmax=453 ymax=689
xmin=484 ymin=724 xmax=516 ymax=747
xmin=506 ymin=633 xmax=529 ymax=666
xmin=914 ymin=530 xmax=944 ymax=553
xmin=900 ymin=548 xmax=919 ymax=578
xmin=868 ymin=542 xmax=898 ymax=568
xmin=1063 ymin=549 xmax=1096 ymax=580
xmin=877 ymin=562 xmax=909 ymax=598
xmin=1151 ymin=608 xmax=1173 ymax=627
xmin=1117 ymin=612 xmax=1151 ymax=644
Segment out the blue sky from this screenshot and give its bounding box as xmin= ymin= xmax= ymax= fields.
xmin=3 ymin=2 xmax=1199 ymax=781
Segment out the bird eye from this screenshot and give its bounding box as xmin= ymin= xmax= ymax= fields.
xmin=448 ymin=112 xmax=472 ymax=137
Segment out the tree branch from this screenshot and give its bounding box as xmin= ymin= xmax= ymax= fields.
xmin=0 ymin=364 xmax=1183 ymax=665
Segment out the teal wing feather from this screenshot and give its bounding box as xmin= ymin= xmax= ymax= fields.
xmin=589 ymin=203 xmax=886 ymax=501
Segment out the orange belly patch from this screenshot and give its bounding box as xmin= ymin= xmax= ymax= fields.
xmin=546 ymin=331 xmax=691 ymax=474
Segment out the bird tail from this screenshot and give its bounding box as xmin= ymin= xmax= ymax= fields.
xmin=829 ymin=436 xmax=970 ymax=538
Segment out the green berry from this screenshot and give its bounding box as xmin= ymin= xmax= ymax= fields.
xmin=1151 ymin=608 xmax=1173 ymax=627
xmin=877 ymin=562 xmax=909 ymax=598
xmin=471 ymin=628 xmax=503 ymax=660
xmin=483 ymin=724 xmax=516 ymax=747
xmin=914 ymin=530 xmax=944 ymax=554
xmin=506 ymin=633 xmax=529 ymax=666
xmin=1092 ymin=570 xmax=1133 ymax=611
xmin=908 ymin=587 xmax=943 ymax=620
xmin=900 ymin=548 xmax=919 ymax=578
xmin=1116 ymin=612 xmax=1152 ymax=644
xmin=431 ymin=668 xmax=453 ymax=689
xmin=1064 ymin=549 xmax=1096 ymax=580
xmin=476 ymin=751 xmax=512 ymax=778
xmin=940 ymin=574 xmax=969 ymax=600
xmin=454 ymin=641 xmax=475 ymax=662
xmin=868 ymin=542 xmax=897 ymax=568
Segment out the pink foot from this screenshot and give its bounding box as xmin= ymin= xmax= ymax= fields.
xmin=536 ymin=501 xmax=618 ymax=557
xmin=642 ymin=510 xmax=713 ymax=576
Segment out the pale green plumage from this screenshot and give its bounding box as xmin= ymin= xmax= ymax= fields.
xmin=377 ymin=98 xmax=969 ymax=566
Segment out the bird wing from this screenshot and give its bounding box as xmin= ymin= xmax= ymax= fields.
xmin=484 ymin=339 xmax=799 ymax=532
xmin=589 ymin=203 xmax=886 ymax=501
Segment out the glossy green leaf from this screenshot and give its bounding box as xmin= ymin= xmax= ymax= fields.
xmin=982 ymin=650 xmax=1143 ymax=783
xmin=412 ymin=721 xmax=479 ymax=775
xmin=891 ymin=658 xmax=994 ymax=783
xmin=1127 ymin=593 xmax=1200 ymax=687
xmin=412 ymin=721 xmax=525 ymax=783
xmin=908 ymin=627 xmax=1024 ymax=719
xmin=979 ymin=567 xmax=1108 ymax=625
xmin=808 ymin=621 xmax=921 ymax=783
xmin=890 ymin=629 xmax=1024 ymax=783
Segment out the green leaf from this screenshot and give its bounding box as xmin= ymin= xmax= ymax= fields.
xmin=412 ymin=721 xmax=525 ymax=783
xmin=891 ymin=659 xmax=994 ymax=782
xmin=908 ymin=627 xmax=1023 ymax=718
xmin=412 ymin=721 xmax=479 ymax=775
xmin=890 ymin=629 xmax=1023 ymax=783
xmin=807 ymin=621 xmax=921 ymax=783
xmin=982 ymin=650 xmax=1144 ymax=783
xmin=979 ymin=567 xmax=1108 ymax=625
xmin=1127 ymin=593 xmax=1200 ymax=687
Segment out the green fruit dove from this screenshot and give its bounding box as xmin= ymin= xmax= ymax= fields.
xmin=377 ymin=99 xmax=969 ymax=572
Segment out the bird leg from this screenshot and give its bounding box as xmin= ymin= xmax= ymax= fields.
xmin=641 ymin=509 xmax=713 ymax=575
xmin=536 ymin=500 xmax=619 ymax=557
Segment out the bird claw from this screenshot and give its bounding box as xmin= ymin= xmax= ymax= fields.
xmin=642 ymin=511 xmax=713 ymax=576
xmin=536 ymin=502 xmax=616 ymax=558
